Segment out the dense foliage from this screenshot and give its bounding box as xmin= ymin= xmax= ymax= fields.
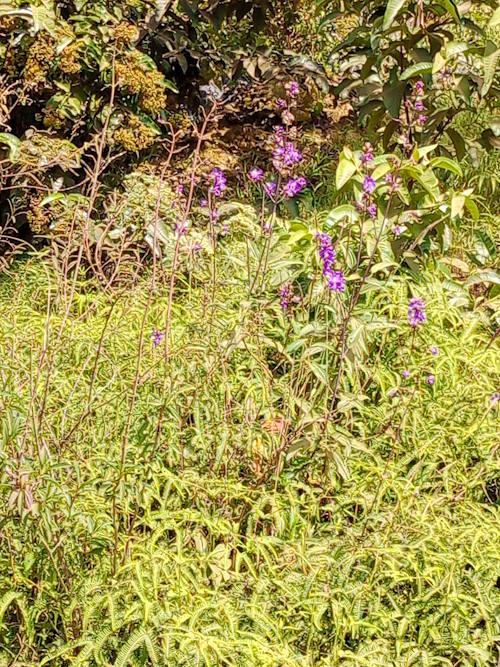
xmin=0 ymin=1 xmax=499 ymax=666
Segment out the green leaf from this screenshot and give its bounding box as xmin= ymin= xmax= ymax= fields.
xmin=0 ymin=132 xmax=21 ymax=159
xmin=490 ymin=6 xmax=500 ymax=28
xmin=383 ymin=0 xmax=407 ymax=31
xmin=464 ymin=196 xmax=479 ymax=222
xmin=437 ymin=0 xmax=461 ymax=23
xmin=326 ymin=205 xmax=359 ymax=227
xmin=445 ymin=41 xmax=469 ymax=59
xmin=429 ymin=156 xmax=463 ymax=177
xmin=383 ymin=81 xmax=406 ymax=119
xmin=446 ymin=128 xmax=466 ymax=161
xmin=474 ymin=230 xmax=497 ymax=259
xmin=465 ymin=270 xmax=500 ymax=287
xmin=481 ymin=40 xmax=500 ymax=97
xmin=400 ymin=61 xmax=433 ymax=80
xmin=402 ymin=165 xmax=440 ymax=201
xmin=451 ymin=194 xmax=465 ymax=219
xmin=336 ymin=150 xmax=357 ymax=190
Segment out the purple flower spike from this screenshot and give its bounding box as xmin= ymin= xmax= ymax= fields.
xmin=367 ymin=203 xmax=377 ymax=219
xmin=327 ymin=270 xmax=346 ymax=292
xmin=210 ymin=168 xmax=227 ymax=197
xmin=248 ymin=167 xmax=264 ymax=182
xmin=273 ymin=141 xmax=302 ymax=170
xmin=415 ymin=100 xmax=425 ymax=112
xmin=408 ymin=297 xmax=426 ymax=328
xmin=363 ymin=174 xmax=376 ymax=194
xmin=280 ymin=283 xmax=294 ymax=312
xmin=417 ymin=115 xmax=428 ymax=125
xmin=317 ymin=232 xmax=336 ymax=270
xmin=284 ymin=176 xmax=307 ymax=198
xmin=415 ymin=80 xmax=425 ymax=93
xmin=427 ymin=374 xmax=435 ymax=385
xmin=316 ymin=233 xmax=345 ymax=292
xmin=360 ymin=142 xmax=374 ymax=165
xmin=153 ymin=330 xmax=164 ymax=348
xmin=286 ymin=81 xmax=299 ymax=98
xmin=263 ymin=181 xmax=277 ymax=198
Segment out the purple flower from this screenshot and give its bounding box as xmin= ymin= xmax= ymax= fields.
xmin=210 ymin=168 xmax=227 ymax=197
xmin=326 ymin=270 xmax=346 ymax=292
xmin=408 ymin=297 xmax=426 ymax=328
xmin=283 ymin=176 xmax=307 ymax=198
xmin=417 ymin=115 xmax=428 ymax=125
xmin=403 ymin=370 xmax=411 ymax=379
xmin=192 ymin=242 xmax=202 ymax=255
xmin=277 ymin=98 xmax=287 ymax=109
xmin=363 ymin=175 xmax=376 ymax=194
xmin=200 ymin=198 xmax=208 ymax=208
xmin=389 ymin=388 xmax=398 ymax=398
xmin=491 ymin=392 xmax=500 ymax=404
xmin=367 ymin=203 xmax=377 ymax=219
xmin=263 ymin=181 xmax=277 ymax=198
xmin=176 ymin=184 xmax=185 ymax=195
xmin=316 ymin=233 xmax=345 ymax=292
xmin=317 ymin=232 xmax=336 ymax=271
xmin=394 ymin=225 xmax=404 ymax=237
xmin=273 ymin=141 xmax=302 ymax=170
xmin=415 ymin=80 xmax=425 ymax=93
xmin=360 ymin=142 xmax=374 ymax=164
xmin=427 ymin=374 xmax=435 ymax=385
xmin=280 ymin=283 xmax=294 ymax=312
xmin=414 ymin=100 xmax=425 ymax=112
xmin=152 ymin=330 xmax=164 ymax=348
xmin=174 ymin=222 xmax=187 ymax=235
xmin=221 ymin=224 xmax=229 ymax=235
xmin=430 ymin=346 xmax=439 ymax=357
xmin=248 ymin=167 xmax=264 ymax=182
xmin=286 ymin=81 xmax=299 ymax=98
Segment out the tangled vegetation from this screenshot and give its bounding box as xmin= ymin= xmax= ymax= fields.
xmin=0 ymin=1 xmax=500 ymax=666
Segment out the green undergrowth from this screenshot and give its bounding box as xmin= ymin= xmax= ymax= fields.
xmin=0 ymin=235 xmax=499 ymax=666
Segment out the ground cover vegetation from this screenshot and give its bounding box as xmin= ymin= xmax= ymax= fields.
xmin=0 ymin=1 xmax=500 ymax=665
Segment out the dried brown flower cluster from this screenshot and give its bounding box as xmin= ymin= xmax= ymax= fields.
xmin=114 ymin=114 xmax=157 ymax=152
xmin=113 ymin=22 xmax=139 ymax=45
xmin=23 ymin=33 xmax=55 ymax=87
xmin=115 ymin=51 xmax=167 ymax=114
xmin=58 ymin=42 xmax=81 ymax=74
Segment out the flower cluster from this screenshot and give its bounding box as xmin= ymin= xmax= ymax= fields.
xmin=408 ymin=297 xmax=426 ymax=328
xmin=283 ymin=176 xmax=307 ymax=198
xmin=152 ymin=330 xmax=164 ymax=348
xmin=354 ymin=143 xmax=378 ymax=219
xmin=210 ymin=168 xmax=227 ymax=198
xmin=413 ymin=80 xmax=427 ymax=126
xmin=114 ymin=114 xmax=157 ymax=152
xmin=280 ymin=283 xmax=294 ymax=312
xmin=317 ymin=233 xmax=345 ymax=292
xmin=199 ymin=167 xmax=229 ymax=237
xmin=115 ymin=51 xmax=167 ymax=114
xmin=24 ymin=32 xmax=55 ymax=88
xmin=246 ymin=81 xmax=307 ymax=204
